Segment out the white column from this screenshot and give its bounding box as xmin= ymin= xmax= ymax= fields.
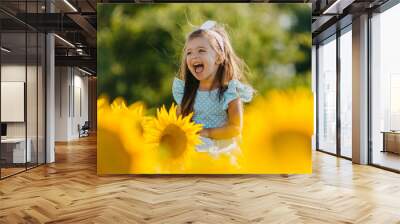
xmin=46 ymin=1 xmax=55 ymax=163
xmin=312 ymin=45 xmax=317 ymax=151
xmin=46 ymin=33 xmax=55 ymax=163
xmin=352 ymin=14 xmax=369 ymax=164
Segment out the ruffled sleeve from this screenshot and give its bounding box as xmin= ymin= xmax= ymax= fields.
xmin=172 ymin=77 xmax=185 ymax=105
xmin=223 ymin=80 xmax=254 ymax=110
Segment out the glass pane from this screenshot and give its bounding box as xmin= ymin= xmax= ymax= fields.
xmin=371 ymin=4 xmax=400 ymax=171
xmin=0 ymin=1 xmax=46 ymax=178
xmin=317 ymin=36 xmax=337 ymax=154
xmin=1 ymin=30 xmax=27 ymax=177
xmin=340 ymin=28 xmax=352 ymax=158
xmin=38 ymin=32 xmax=45 ymax=165
xmin=27 ymin=31 xmax=38 ymax=169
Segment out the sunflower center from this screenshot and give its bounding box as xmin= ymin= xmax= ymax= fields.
xmin=160 ymin=124 xmax=188 ymax=158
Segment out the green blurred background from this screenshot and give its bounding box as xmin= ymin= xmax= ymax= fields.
xmin=97 ymin=3 xmax=311 ymax=108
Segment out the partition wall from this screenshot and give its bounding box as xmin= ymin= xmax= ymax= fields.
xmin=0 ymin=1 xmax=46 ymax=179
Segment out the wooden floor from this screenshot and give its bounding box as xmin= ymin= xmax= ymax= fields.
xmin=1 ymin=135 xmax=400 ymax=223
xmin=1 ymin=163 xmax=45 ymax=178
xmin=373 ymin=150 xmax=400 ymax=171
xmin=1 ymin=167 xmax=26 ymax=178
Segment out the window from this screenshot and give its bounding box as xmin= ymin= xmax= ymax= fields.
xmin=339 ymin=27 xmax=352 ymax=158
xmin=371 ymin=3 xmax=400 ymax=171
xmin=317 ymin=35 xmax=337 ymax=154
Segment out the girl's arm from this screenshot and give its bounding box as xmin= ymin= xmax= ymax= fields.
xmin=199 ymin=98 xmax=243 ymax=139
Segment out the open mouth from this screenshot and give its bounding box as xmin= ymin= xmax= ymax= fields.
xmin=193 ymin=63 xmax=204 ymax=74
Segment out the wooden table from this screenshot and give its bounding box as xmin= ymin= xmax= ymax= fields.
xmin=381 ymin=131 xmax=400 ymax=154
xmin=1 ymin=138 xmax=32 ymax=164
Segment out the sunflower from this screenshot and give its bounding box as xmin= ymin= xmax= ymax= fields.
xmin=185 ymin=150 xmax=244 ymax=174
xmin=97 ymin=94 xmax=110 ymax=112
xmin=97 ymin=96 xmax=157 ymax=174
xmin=144 ymin=104 xmax=203 ymax=173
xmin=241 ymin=88 xmax=313 ymax=174
xmin=110 ymin=96 xmax=128 ymax=111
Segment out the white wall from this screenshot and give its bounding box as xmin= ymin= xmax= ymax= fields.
xmin=1 ymin=65 xmax=26 ymax=140
xmin=1 ymin=65 xmax=25 ymax=81
xmin=1 ymin=65 xmax=30 ymax=138
xmin=72 ymin=72 xmax=89 ymax=138
xmin=55 ymin=66 xmax=89 ymax=141
xmin=1 ymin=82 xmax=25 ymax=122
xmin=55 ymin=66 xmax=69 ymax=141
xmin=1 ymin=63 xmax=46 ymax=164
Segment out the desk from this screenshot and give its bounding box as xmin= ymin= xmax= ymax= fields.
xmin=1 ymin=138 xmax=31 ymax=163
xmin=382 ymin=131 xmax=400 ymax=154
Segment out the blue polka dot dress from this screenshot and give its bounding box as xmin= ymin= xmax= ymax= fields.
xmin=172 ymin=77 xmax=254 ymax=158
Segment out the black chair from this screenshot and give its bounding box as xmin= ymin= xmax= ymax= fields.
xmin=79 ymin=121 xmax=90 ymax=138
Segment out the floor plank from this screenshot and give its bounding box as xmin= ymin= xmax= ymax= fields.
xmin=1 ymin=134 xmax=400 ymax=223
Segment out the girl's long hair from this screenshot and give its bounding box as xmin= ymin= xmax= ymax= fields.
xmin=178 ymin=24 xmax=250 ymax=117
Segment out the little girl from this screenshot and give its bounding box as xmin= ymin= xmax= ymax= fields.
xmin=172 ymin=20 xmax=254 ymax=158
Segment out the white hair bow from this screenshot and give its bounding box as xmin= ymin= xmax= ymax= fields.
xmin=200 ymin=20 xmax=217 ymax=30
xmin=197 ymin=20 xmax=224 ymax=53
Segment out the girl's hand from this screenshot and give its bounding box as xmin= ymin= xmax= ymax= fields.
xmin=198 ymin=128 xmax=209 ymax=138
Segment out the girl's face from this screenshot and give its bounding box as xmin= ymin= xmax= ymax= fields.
xmin=185 ymin=36 xmax=222 ymax=82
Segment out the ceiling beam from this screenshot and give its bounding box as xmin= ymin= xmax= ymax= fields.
xmin=322 ymin=0 xmax=356 ymax=15
xmin=55 ymin=55 xmax=96 ymax=71
xmin=66 ymin=13 xmax=97 ymax=46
